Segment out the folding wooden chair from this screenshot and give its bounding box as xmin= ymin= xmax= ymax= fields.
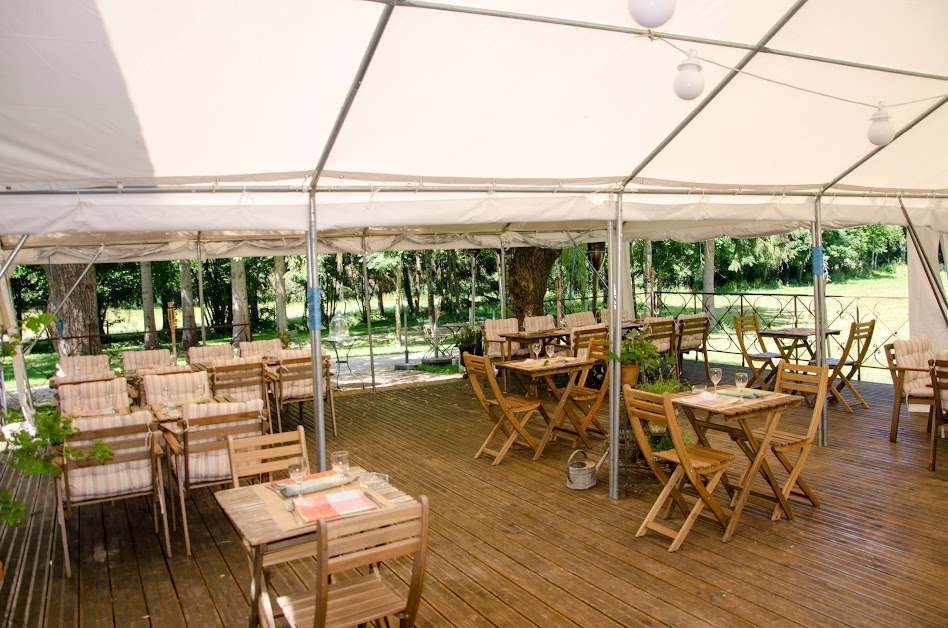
xmin=927 ymin=354 xmax=948 ymax=471
xmin=57 ymin=410 xmax=171 ymax=578
xmin=211 ymin=360 xmax=272 ymax=419
xmin=884 ymin=338 xmax=935 ymax=443
xmin=570 ymin=324 xmax=608 ymax=360
xmin=750 ymin=361 xmax=829 ymax=520
xmin=816 ymin=320 xmax=874 ymax=413
xmin=622 ymin=385 xmax=733 ymax=552
xmin=57 ymin=377 xmax=130 ymax=415
xmin=642 ymin=316 xmax=678 ymax=376
xmin=121 ymin=348 xmax=172 ymax=375
xmin=481 ymin=317 xmax=523 ymax=360
xmin=564 ymin=339 xmax=610 ymax=447
xmin=676 ymin=313 xmax=710 ymax=378
xmin=275 ymin=497 xmax=430 ymax=628
xmin=463 ymin=353 xmax=542 ymax=465
xmin=733 ymin=314 xmax=782 ymax=390
xmin=564 ymin=311 xmax=597 ymax=329
xmin=58 ymin=354 xmax=112 ymax=379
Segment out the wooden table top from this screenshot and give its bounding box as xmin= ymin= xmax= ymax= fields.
xmin=672 ymin=388 xmax=802 ymax=417
xmin=759 ymin=327 xmax=840 ymax=338
xmin=495 ymin=357 xmax=598 ymax=377
xmin=215 ymin=466 xmax=414 ymax=547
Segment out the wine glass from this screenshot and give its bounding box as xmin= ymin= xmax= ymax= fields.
xmin=709 ymin=368 xmax=722 ymax=395
xmin=735 ymin=372 xmax=749 ymax=402
xmin=532 ymin=343 xmax=542 ymax=359
xmin=195 ymin=382 xmax=206 ymax=400
xmin=545 ymin=345 xmax=555 ymax=359
xmin=107 ymin=393 xmax=115 ymax=411
xmin=162 ymin=384 xmax=171 ymax=405
xmin=331 ymin=450 xmax=350 ymax=482
xmin=75 ymin=390 xmax=84 ymax=413
xmin=288 ymin=457 xmax=307 ymax=497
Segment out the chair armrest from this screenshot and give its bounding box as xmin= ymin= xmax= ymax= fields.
xmin=160 ymin=427 xmax=183 ymax=455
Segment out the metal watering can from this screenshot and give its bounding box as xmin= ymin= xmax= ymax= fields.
xmin=566 ymin=449 xmax=609 ymax=490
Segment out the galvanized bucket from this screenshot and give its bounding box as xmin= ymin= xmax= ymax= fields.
xmin=566 ymin=449 xmax=609 ymax=490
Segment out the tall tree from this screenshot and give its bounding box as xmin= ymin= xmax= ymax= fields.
xmin=141 ymin=262 xmax=158 ymax=349
xmin=179 ymin=260 xmax=197 ymax=350
xmin=45 ymin=263 xmax=101 ymax=356
xmin=231 ymin=258 xmax=251 ymax=343
xmin=274 ymin=256 xmax=288 ymax=335
xmin=508 ymin=247 xmax=559 ymax=323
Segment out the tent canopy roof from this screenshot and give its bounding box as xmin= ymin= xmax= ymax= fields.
xmin=2 ymin=0 xmax=947 ymax=260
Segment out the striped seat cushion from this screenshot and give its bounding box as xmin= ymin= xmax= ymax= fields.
xmin=143 ymin=371 xmax=210 ymax=405
xmin=643 ymin=316 xmax=675 ymax=354
xmin=59 ymin=377 xmax=130 ymax=415
xmin=239 ymin=339 xmax=282 ymax=359
xmin=187 ymin=345 xmax=234 ymax=363
xmin=523 ymin=315 xmax=555 ymax=333
xmin=179 ymin=399 xmax=265 ymax=483
xmin=483 ymin=318 xmax=523 ymax=358
xmin=677 ymin=313 xmax=708 ymax=351
xmin=122 ymin=349 xmax=172 ymax=375
xmin=564 ymin=311 xmax=597 ymax=328
xmin=893 ymin=337 xmax=934 ymax=387
xmin=60 ymin=355 xmax=111 ymax=378
xmin=66 ymin=410 xmax=154 ymax=501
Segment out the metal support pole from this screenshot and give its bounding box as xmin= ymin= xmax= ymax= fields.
xmin=470 ymin=252 xmax=477 ymax=325
xmin=196 ymin=237 xmax=207 ymax=345
xmin=499 ymin=248 xmax=507 ymax=318
xmin=812 ymin=199 xmax=828 ymax=446
xmin=0 ymin=235 xmax=28 ymax=282
xmin=609 ymin=194 xmax=624 ymax=500
xmin=361 ymin=250 xmax=377 ymax=391
xmin=307 ymin=194 xmax=326 ymax=471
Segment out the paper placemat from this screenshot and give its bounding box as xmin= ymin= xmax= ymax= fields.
xmin=253 ymin=483 xmax=392 ymax=532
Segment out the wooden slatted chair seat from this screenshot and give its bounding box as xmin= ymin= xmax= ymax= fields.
xmin=886 ymin=337 xmax=936 ymax=443
xmin=750 ymin=360 xmax=829 ymax=521
xmin=810 ymin=320 xmax=875 ymax=413
xmin=275 ymin=497 xmax=430 ymax=628
xmin=463 ymin=353 xmax=542 ymax=465
xmin=622 ymin=385 xmax=733 ymax=552
xmin=733 ymin=314 xmax=780 ymax=390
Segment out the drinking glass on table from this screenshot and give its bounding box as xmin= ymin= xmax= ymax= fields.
xmin=194 ymin=382 xmax=206 ymax=400
xmin=532 ymin=343 xmax=542 ymax=359
xmin=735 ymin=372 xmax=749 ymax=403
xmin=162 ymin=384 xmax=171 ymax=405
xmin=331 ymin=450 xmax=350 ymax=481
xmin=288 ymin=457 xmax=307 ymax=497
xmin=545 ymin=345 xmax=555 ymax=359
xmin=709 ymin=368 xmax=722 ymax=395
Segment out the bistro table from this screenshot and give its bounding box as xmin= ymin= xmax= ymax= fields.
xmin=499 ymin=328 xmax=572 ymax=361
xmin=672 ymin=387 xmax=802 ymax=541
xmin=759 ymin=326 xmax=841 ymax=362
xmin=215 ymin=465 xmax=414 ymax=628
xmin=496 ymin=356 xmax=599 ymax=459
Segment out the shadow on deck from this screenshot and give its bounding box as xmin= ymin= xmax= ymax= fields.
xmin=2 ymin=360 xmax=948 ymax=626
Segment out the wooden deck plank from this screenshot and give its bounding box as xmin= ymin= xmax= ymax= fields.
xmin=3 ymin=360 xmax=948 ymax=627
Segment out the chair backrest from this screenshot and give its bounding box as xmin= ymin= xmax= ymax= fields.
xmin=59 ymin=354 xmax=112 ymax=378
xmin=642 ymin=316 xmax=676 ymax=355
xmin=564 ymin=311 xmax=597 ymax=329
xmin=143 ymin=371 xmax=210 ymax=406
xmin=309 ymin=496 xmax=429 ymax=628
xmin=835 ymin=320 xmax=875 ymax=369
xmin=481 ymin=318 xmax=522 ymax=358
xmin=122 ymin=349 xmax=172 ymax=375
xmin=211 ymin=361 xmax=270 ymax=407
xmin=463 ymin=353 xmax=508 ymax=412
xmin=930 ymin=351 xmax=948 ymax=416
xmin=227 ymin=425 xmax=308 ymax=487
xmin=275 ymin=356 xmax=331 ymax=401
xmin=58 ymin=377 xmax=130 ymax=415
xmin=891 ymin=337 xmax=933 ymax=386
xmin=238 ymin=339 xmax=282 ymax=359
xmin=61 ymin=410 xmax=156 ymax=503
xmin=622 ymin=386 xmax=693 ymax=483
xmin=772 ymin=360 xmax=829 ymax=441
xmin=733 ymin=314 xmax=766 ymax=356
xmin=523 ymin=314 xmax=555 ymax=333
xmin=580 ymin=338 xmax=612 ymax=392
xmin=179 ymin=399 xmax=269 ymax=486
xmin=187 ymin=344 xmax=234 ymax=364
xmin=571 ymin=324 xmax=608 ymax=359
xmin=676 ymin=313 xmax=709 ymax=352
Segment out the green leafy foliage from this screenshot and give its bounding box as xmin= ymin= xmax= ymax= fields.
xmin=606 ymin=336 xmax=659 ymax=374
xmin=0 ymin=489 xmax=26 ymax=528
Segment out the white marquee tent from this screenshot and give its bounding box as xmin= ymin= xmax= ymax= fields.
xmin=2 ymin=0 xmax=947 ymax=493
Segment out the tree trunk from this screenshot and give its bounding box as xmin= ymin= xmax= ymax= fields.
xmin=179 ymin=260 xmax=198 ymax=350
xmin=231 ymin=258 xmax=252 ymax=343
xmin=702 ymin=239 xmax=716 ymax=324
xmin=508 ymin=247 xmax=559 ymax=324
xmin=46 ymin=263 xmax=101 ymax=356
xmin=274 ymin=256 xmax=288 ymax=335
xmin=140 ymin=262 xmax=158 ymax=349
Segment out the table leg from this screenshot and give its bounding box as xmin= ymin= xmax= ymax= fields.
xmin=248 ymin=545 xmax=264 ymax=628
xmin=533 ymin=371 xmax=581 ymax=460
xmin=722 ymin=410 xmax=790 ymax=542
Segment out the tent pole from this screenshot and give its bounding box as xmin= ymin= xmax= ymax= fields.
xmin=0 ymin=235 xmax=28 ymax=283
xmin=361 ymin=247 xmax=377 ymax=391
xmin=499 ymin=247 xmax=507 ymax=318
xmin=609 ymin=195 xmax=623 ymax=500
xmin=812 ymin=198 xmax=828 ymax=446
xmin=196 ymin=235 xmax=207 ymax=345
xmin=307 ymin=194 xmax=326 ymax=471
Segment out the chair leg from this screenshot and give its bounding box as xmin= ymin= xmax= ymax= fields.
xmin=930 ymin=411 xmax=942 ymax=472
xmin=771 ymin=447 xmax=818 ymax=521
xmin=326 ymin=389 xmax=338 ymax=437
xmin=55 ymin=482 xmax=72 ymax=579
xmin=828 ymin=384 xmax=854 ymax=413
xmin=637 ymin=466 xmax=685 ymax=539
xmin=838 ymin=373 xmax=869 ymax=409
xmin=177 ymin=473 xmax=191 ymax=556
xmin=889 ymin=394 xmax=903 ymax=443
xmin=491 ymin=410 xmax=537 ymax=466
xmin=669 ymin=467 xmax=728 ymax=552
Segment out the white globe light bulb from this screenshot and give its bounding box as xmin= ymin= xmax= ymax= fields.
xmin=673 ymin=51 xmax=704 ymax=101
xmin=867 ymin=103 xmax=896 ymax=146
xmin=628 ymin=0 xmax=676 ymax=29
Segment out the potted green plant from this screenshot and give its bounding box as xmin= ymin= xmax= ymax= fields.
xmin=606 ymin=335 xmax=660 ymax=387
xmin=453 ymin=323 xmax=481 ymax=357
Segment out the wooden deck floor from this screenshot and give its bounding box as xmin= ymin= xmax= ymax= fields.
xmin=3 ymin=360 xmax=948 ymax=627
